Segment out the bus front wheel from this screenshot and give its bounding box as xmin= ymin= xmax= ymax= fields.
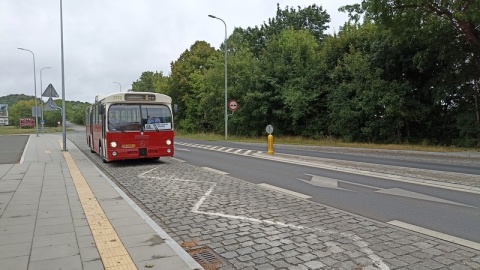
xmin=99 ymin=145 xmax=108 ymax=163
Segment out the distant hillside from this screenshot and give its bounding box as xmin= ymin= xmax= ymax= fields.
xmin=0 ymin=94 xmax=91 ymax=125
xmin=0 ymin=94 xmax=90 ymax=106
xmin=0 ymin=94 xmax=34 ymax=107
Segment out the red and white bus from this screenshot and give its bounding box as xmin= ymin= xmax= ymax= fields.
xmin=86 ymin=92 xmax=175 ymax=162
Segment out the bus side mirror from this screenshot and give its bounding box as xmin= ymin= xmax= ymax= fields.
xmin=99 ymin=106 xmax=105 ymax=115
xmin=173 ymin=104 xmax=178 ymax=114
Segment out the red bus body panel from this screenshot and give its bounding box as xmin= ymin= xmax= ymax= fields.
xmin=89 ymin=124 xmax=174 ymax=162
xmin=105 ymin=131 xmax=174 ymax=161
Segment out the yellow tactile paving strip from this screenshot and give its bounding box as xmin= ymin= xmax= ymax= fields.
xmin=62 ymin=145 xmax=138 ymax=270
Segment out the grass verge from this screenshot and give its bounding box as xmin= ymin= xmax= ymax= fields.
xmin=175 ymin=131 xmax=479 ymax=153
xmin=0 ymin=126 xmax=71 ymax=135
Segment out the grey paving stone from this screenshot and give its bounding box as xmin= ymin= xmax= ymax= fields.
xmin=74 ymin=225 xmax=94 ymax=237
xmin=32 ymin=232 xmax=77 ymax=248
xmin=76 ymin=234 xmax=96 ymax=248
xmin=30 ymin=243 xmax=79 ymax=261
xmin=114 ymin=223 xmax=155 ymax=237
xmin=119 ymin=233 xmax=164 ymax=248
xmin=109 ymin=216 xmax=146 ymax=227
xmin=28 ymin=255 xmax=82 ymax=270
xmin=0 ymin=223 xmax=34 ymax=235
xmin=135 ymin=255 xmax=193 ymax=270
xmin=304 ymin=260 xmax=326 ymax=269
xmin=0 ymin=231 xmax=33 ymax=246
xmin=221 ymin=251 xmax=238 ymax=259
xmin=82 ymin=259 xmax=104 ymax=270
xmin=37 ymin=209 xmax=72 ymax=219
xmin=127 ymin=242 xmax=178 ymax=262
xmin=79 ymin=246 xmax=101 ymax=262
xmin=0 ymin=243 xmax=31 ymax=259
xmin=0 ymin=255 xmax=29 ymax=270
xmin=35 ymin=215 xmax=73 ymax=227
xmin=35 ymin=223 xmax=75 ymax=236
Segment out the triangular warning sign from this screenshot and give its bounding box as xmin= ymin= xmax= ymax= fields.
xmin=44 ymin=97 xmax=59 ymax=111
xmin=42 ymin=83 xmax=59 ymax=98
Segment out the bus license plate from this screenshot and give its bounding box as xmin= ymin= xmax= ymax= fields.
xmin=121 ymin=144 xmax=135 ymax=149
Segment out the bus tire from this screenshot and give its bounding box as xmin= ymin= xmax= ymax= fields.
xmin=89 ymin=139 xmax=95 ymax=153
xmin=99 ymin=145 xmax=108 ymax=163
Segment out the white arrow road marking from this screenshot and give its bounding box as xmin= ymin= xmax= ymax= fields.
xmin=376 ymin=188 xmax=476 ymax=208
xmin=299 ymin=174 xmax=476 ymax=208
xmin=298 ymin=174 xmax=352 ymax=191
xmin=139 ymin=168 xmax=390 ymax=270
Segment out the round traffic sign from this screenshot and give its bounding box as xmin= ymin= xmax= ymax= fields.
xmin=266 ymin=124 xmax=274 ymax=134
xmin=229 ymin=100 xmax=238 ymax=111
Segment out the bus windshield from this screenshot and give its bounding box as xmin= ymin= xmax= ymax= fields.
xmin=108 ymin=104 xmax=172 ymax=131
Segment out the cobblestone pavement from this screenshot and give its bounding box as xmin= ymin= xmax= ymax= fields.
xmin=69 ymin=133 xmax=480 ymax=269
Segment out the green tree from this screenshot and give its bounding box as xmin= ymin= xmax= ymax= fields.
xmin=342 ymin=0 xmax=480 ymax=145
xmin=9 ymin=100 xmax=35 ymax=127
xmin=234 ymin=4 xmax=331 ymax=58
xmin=131 ymin=71 xmax=166 ymax=93
xmin=169 ymin=41 xmax=217 ymax=130
xmin=259 ymin=29 xmax=327 ymax=137
xmin=328 ymin=47 xmax=407 ymax=142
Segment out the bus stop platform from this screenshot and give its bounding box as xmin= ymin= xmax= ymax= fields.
xmin=0 ymin=134 xmax=203 ymax=270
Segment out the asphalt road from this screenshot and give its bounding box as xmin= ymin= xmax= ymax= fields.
xmin=176 ymin=138 xmax=480 ymax=175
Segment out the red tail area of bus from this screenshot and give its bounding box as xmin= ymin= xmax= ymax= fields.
xmin=103 ymin=130 xmax=174 ymax=161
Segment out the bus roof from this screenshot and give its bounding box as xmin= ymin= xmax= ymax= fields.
xmin=95 ymin=92 xmax=171 ymax=104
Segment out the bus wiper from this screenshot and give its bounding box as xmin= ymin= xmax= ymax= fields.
xmin=110 ymin=123 xmax=124 ymax=132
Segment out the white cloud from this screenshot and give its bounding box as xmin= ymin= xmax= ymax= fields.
xmin=0 ymin=0 xmax=357 ymax=103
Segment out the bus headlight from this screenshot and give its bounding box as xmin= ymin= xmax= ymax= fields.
xmin=166 ymin=139 xmax=172 ymax=146
xmin=110 ymin=141 xmax=117 ymax=148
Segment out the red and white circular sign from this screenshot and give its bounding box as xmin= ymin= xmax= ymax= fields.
xmin=228 ymin=100 xmax=238 ymax=111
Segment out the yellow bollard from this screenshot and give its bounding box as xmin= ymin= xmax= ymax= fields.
xmin=267 ymin=134 xmax=274 ymax=155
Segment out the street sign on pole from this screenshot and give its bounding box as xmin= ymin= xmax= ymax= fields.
xmin=31 ymin=106 xmax=41 ymax=117
xmin=266 ymin=124 xmax=274 ymax=134
xmin=42 ymin=83 xmax=59 ymax=97
xmin=228 ymin=99 xmax=238 ymax=111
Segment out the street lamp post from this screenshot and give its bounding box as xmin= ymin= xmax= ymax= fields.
xmin=40 ymin=67 xmax=52 ymax=133
xmin=60 ymin=0 xmax=67 ymax=151
xmin=18 ymin=47 xmax=39 ymax=137
xmin=208 ymin=14 xmax=228 ymax=140
xmin=113 ymin=81 xmax=122 ymax=92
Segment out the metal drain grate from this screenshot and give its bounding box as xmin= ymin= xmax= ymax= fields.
xmin=190 ymin=247 xmax=224 ymax=269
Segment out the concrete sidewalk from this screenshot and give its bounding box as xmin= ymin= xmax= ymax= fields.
xmin=0 ymin=134 xmax=203 ymax=270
